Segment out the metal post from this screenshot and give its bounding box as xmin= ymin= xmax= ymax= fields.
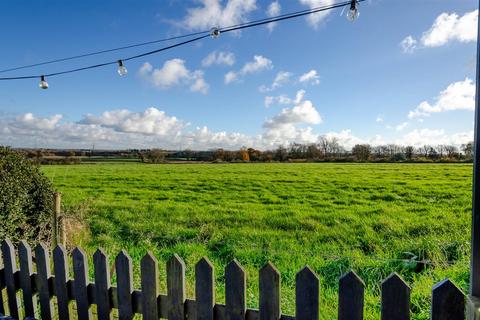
xmin=471 ymin=0 xmax=480 ymax=297
xmin=53 ymin=192 xmax=61 ymax=247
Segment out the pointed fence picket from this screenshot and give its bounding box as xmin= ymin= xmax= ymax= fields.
xmin=0 ymin=239 xmax=467 ymax=319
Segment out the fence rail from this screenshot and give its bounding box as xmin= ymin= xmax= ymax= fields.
xmin=0 ymin=239 xmax=467 ymax=320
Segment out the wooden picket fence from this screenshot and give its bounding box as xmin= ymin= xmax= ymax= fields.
xmin=0 ymin=239 xmax=467 ymax=320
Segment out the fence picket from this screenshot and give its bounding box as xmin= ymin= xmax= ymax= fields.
xmin=431 ymin=279 xmax=465 ymax=320
xmin=226 ymin=259 xmax=246 ymax=320
xmin=141 ymin=252 xmax=159 ymax=320
xmin=1 ymin=239 xmax=19 ymax=319
xmin=196 ymin=257 xmax=215 ymax=320
xmin=94 ymin=249 xmax=112 ymax=320
xmin=115 ymin=250 xmax=134 ymax=320
xmin=381 ymin=273 xmax=410 ymax=320
xmin=259 ymin=262 xmax=281 ymax=320
xmin=53 ymin=245 xmax=70 ymax=320
xmin=35 ymin=243 xmax=53 ymax=320
xmin=167 ymin=254 xmax=186 ymax=320
xmin=338 ymin=271 xmax=364 ymax=320
xmin=0 ymin=239 xmax=469 ymax=320
xmin=19 ymin=240 xmax=36 ymax=318
xmin=295 ymin=266 xmax=319 ymax=320
xmin=72 ymin=247 xmax=92 ymax=320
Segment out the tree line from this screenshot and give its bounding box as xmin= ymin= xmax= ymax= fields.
xmin=166 ymin=138 xmax=474 ymax=163
xmin=7 ymin=138 xmax=474 ymax=164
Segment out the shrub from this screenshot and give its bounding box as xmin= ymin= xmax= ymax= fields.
xmin=0 ymin=147 xmax=54 ymax=243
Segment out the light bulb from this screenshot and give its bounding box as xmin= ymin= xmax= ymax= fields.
xmin=346 ymin=0 xmax=360 ymax=22
xmin=210 ymin=27 xmax=220 ymax=38
xmin=117 ymin=60 xmax=128 ymax=76
xmin=39 ymin=75 xmax=48 ymax=89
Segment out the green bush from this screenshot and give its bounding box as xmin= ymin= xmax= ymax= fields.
xmin=0 ymin=147 xmax=54 ymax=243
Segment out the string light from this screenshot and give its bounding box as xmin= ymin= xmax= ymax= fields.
xmin=346 ymin=0 xmax=360 ymax=22
xmin=117 ymin=60 xmax=128 ymax=76
xmin=39 ymin=75 xmax=48 ymax=89
xmin=210 ymin=27 xmax=221 ymax=38
xmin=0 ymin=0 xmax=365 ymax=89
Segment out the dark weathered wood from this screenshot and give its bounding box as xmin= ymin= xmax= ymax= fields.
xmin=338 ymin=271 xmax=364 ymax=320
xmin=115 ymin=250 xmax=134 ymax=320
xmin=295 ymin=266 xmax=319 ymax=320
xmin=226 ymin=259 xmax=246 ymax=320
xmin=53 ymin=245 xmax=70 ymax=320
xmin=19 ymin=240 xmax=36 ymax=317
xmin=196 ymin=257 xmax=215 ymax=320
xmin=1 ymin=239 xmax=19 ymax=319
xmin=431 ymin=279 xmax=465 ymax=320
xmin=167 ymin=254 xmax=186 ymax=320
xmin=260 ymin=262 xmax=281 ymax=320
xmin=94 ymin=249 xmax=112 ymax=320
xmin=381 ymin=273 xmax=410 ymax=320
xmin=35 ymin=243 xmax=53 ymax=320
xmin=72 ymin=247 xmax=92 ymax=320
xmin=141 ymin=252 xmax=159 ymax=320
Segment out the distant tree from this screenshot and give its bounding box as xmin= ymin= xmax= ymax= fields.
xmin=405 ymin=146 xmax=415 ymax=160
xmin=306 ymin=144 xmax=321 ymax=160
xmin=444 ymin=145 xmax=458 ymax=158
xmin=239 ymin=148 xmax=250 ymax=161
xmin=214 ymin=149 xmax=225 ymax=161
xmin=420 ymin=145 xmax=430 ymax=158
xmin=247 ymin=148 xmax=261 ymax=161
xmin=462 ymin=142 xmax=473 ymax=160
xmin=428 ymin=147 xmax=439 ymax=160
xmin=352 ymin=144 xmax=372 ymax=161
xmin=142 ymin=149 xmax=166 ymax=163
xmin=275 ymin=145 xmax=288 ymax=161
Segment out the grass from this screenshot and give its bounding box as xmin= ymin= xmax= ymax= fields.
xmin=41 ymin=162 xmax=472 ymax=319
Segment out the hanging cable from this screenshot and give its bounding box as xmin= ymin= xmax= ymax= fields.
xmin=0 ymin=0 xmax=364 ymax=84
xmin=0 ymin=30 xmax=212 ymax=74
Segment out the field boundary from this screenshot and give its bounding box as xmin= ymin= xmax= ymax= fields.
xmin=0 ymin=239 xmax=467 ymax=320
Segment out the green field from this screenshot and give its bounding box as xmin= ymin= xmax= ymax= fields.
xmin=42 ymin=163 xmax=472 ymax=319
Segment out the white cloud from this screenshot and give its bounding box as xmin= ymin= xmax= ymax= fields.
xmin=266 ymin=1 xmax=281 ymax=32
xmin=261 ymin=90 xmax=322 ymax=145
xmin=400 ymin=36 xmax=417 ymax=53
xmin=299 ymin=0 xmax=335 ymax=29
xmin=298 ymin=69 xmax=320 ymax=85
xmin=408 ymin=78 xmax=475 ymax=118
xmin=395 ymin=129 xmax=473 ymax=147
xmin=376 ymin=115 xmax=384 ymax=123
xmin=264 ymin=90 xmax=306 ymax=108
xmin=225 ymin=55 xmax=273 ymax=84
xmin=79 ymin=108 xmax=184 ymax=136
xmin=1 ymin=109 xmax=474 ymax=151
xmin=395 ymin=122 xmax=408 ymax=131
xmin=202 ymin=51 xmax=235 ymax=67
xmin=182 ymin=0 xmax=257 ymax=31
xmin=402 ymin=10 xmax=478 ymax=52
xmin=224 ymin=71 xmax=238 ymax=84
xmin=241 ymin=55 xmax=273 ymax=74
xmin=422 ymin=10 xmax=478 ymax=47
xmin=15 ymin=113 xmax=63 ymax=130
xmin=139 ymin=60 xmax=209 ymax=94
xmin=259 ymin=71 xmax=292 ymax=92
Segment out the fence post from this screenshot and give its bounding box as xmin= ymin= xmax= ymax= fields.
xmin=53 ymin=192 xmax=61 ymax=247
xmin=469 ymin=2 xmax=480 ymax=318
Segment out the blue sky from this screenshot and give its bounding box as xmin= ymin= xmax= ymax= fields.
xmin=0 ymin=0 xmax=477 ymax=150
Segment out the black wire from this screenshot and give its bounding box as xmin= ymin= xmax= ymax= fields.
xmin=0 ymin=0 xmax=362 ymax=81
xmin=0 ymin=30 xmax=211 ymax=74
